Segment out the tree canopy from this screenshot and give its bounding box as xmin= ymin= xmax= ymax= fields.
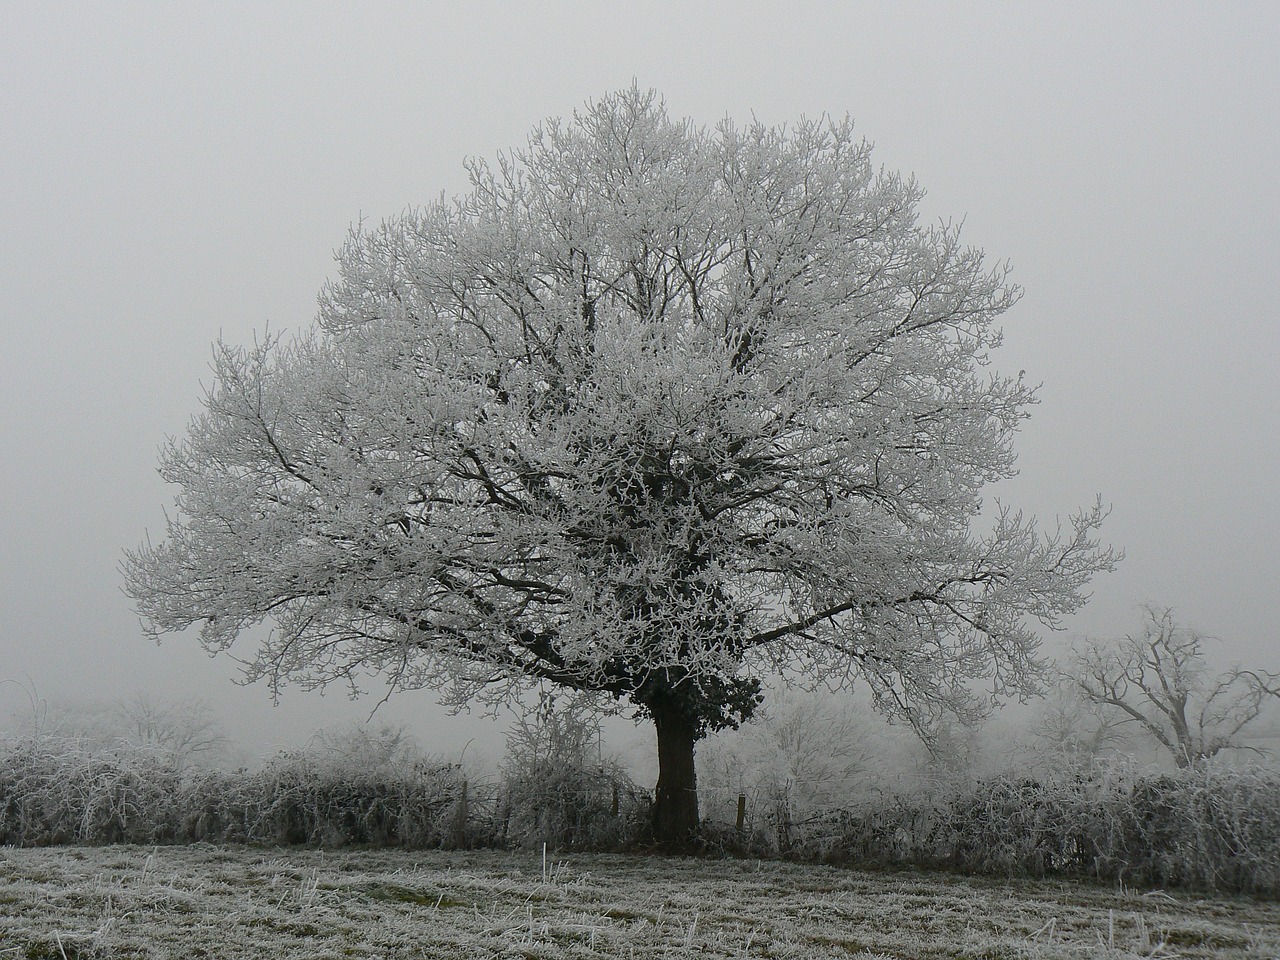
xmin=125 ymin=88 xmax=1116 ymax=842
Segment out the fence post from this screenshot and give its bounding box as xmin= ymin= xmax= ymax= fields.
xmin=776 ymin=796 xmax=792 ymax=853
xmin=452 ymin=779 xmax=469 ymax=848
xmin=611 ymin=780 xmax=620 ymax=818
xmin=736 ymin=793 xmax=747 ymax=835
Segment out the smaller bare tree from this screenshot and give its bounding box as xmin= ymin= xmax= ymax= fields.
xmin=500 ymin=692 xmax=635 ymax=847
xmin=1069 ymin=606 xmax=1280 ymax=767
xmin=502 ymin=693 xmax=606 ymax=776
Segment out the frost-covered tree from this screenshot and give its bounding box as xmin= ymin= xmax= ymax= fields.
xmin=124 ymin=88 xmax=1116 ymax=844
xmin=1070 ymin=606 xmax=1280 ymax=768
xmin=699 ymin=687 xmax=884 ymax=824
xmin=306 ymin=721 xmax=423 ymax=777
xmin=26 ymin=693 xmax=228 ymax=769
xmin=1029 ymin=677 xmax=1131 ymax=765
xmin=111 ymin=692 xmax=229 ymax=768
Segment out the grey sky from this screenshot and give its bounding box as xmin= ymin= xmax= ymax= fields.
xmin=2 ymin=2 xmax=1276 ymax=760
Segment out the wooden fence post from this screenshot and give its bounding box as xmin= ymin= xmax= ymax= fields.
xmin=452 ymin=779 xmax=469 ymax=848
xmin=736 ymin=793 xmax=747 ymax=835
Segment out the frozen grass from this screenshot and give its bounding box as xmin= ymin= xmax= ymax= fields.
xmin=1 ymin=845 xmax=1276 ymax=959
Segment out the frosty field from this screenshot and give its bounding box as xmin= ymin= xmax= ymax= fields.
xmin=2 ymin=846 xmax=1277 ymax=959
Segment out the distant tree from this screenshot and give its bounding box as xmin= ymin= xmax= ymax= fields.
xmin=111 ymin=692 xmax=229 ymax=767
xmin=123 ymin=87 xmax=1116 ymax=845
xmin=1029 ymin=677 xmax=1131 ymax=764
xmin=747 ymin=690 xmax=876 ymax=801
xmin=306 ymin=721 xmax=422 ymax=776
xmin=32 ymin=692 xmax=229 ymax=769
xmin=1069 ymin=606 xmax=1280 ymax=768
xmin=699 ymin=687 xmax=881 ymax=825
xmin=918 ymin=715 xmax=986 ymax=780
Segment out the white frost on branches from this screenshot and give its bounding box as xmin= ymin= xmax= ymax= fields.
xmin=125 ymin=87 xmax=1116 ymax=741
xmin=1070 ymin=605 xmax=1280 ymax=767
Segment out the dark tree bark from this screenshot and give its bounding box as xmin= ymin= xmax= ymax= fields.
xmin=650 ymin=699 xmax=700 ymax=847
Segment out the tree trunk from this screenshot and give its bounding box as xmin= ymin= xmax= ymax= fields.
xmin=651 ymin=701 xmax=700 ymax=847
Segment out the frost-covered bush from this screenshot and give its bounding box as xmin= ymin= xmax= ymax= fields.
xmin=498 ymin=696 xmax=648 ymax=849
xmin=206 ymin=750 xmax=479 ymax=848
xmin=8 ymin=726 xmax=1273 ymax=894
xmin=500 ymin=759 xmax=647 ymax=849
xmin=787 ymin=759 xmax=1280 ymax=894
xmin=0 ymin=737 xmax=188 ymax=845
xmin=0 ymin=732 xmax=487 ymax=849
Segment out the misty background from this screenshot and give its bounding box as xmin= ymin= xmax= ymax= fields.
xmin=2 ymin=3 xmax=1277 ymax=773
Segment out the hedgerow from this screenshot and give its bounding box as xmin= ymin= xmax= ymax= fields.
xmin=772 ymin=760 xmax=1280 ymax=895
xmin=2 ymin=734 xmax=1276 ymax=895
xmin=0 ymin=736 xmax=489 ymax=849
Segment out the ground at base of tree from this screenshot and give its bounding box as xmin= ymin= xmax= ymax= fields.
xmin=1 ymin=846 xmax=1276 ymax=959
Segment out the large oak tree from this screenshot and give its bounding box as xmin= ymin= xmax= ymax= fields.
xmin=125 ymin=88 xmax=1116 ymax=844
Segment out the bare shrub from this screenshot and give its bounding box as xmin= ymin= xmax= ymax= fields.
xmin=232 ymin=749 xmax=475 ymax=848
xmin=5 ymin=724 xmax=1275 ymax=895
xmin=0 ymin=736 xmax=186 ymax=845
xmin=498 ymin=695 xmax=646 ymax=849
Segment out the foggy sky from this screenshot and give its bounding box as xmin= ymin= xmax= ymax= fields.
xmin=2 ymin=2 xmax=1276 ymax=762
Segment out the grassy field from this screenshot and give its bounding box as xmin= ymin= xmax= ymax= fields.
xmin=1 ymin=845 xmax=1277 ymax=959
